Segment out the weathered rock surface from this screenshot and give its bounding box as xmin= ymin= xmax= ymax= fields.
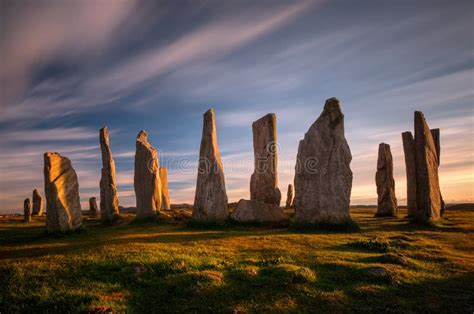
xmin=24 ymin=198 xmax=31 ymax=222
xmin=89 ymin=197 xmax=100 ymax=217
xmin=32 ymin=189 xmax=43 ymax=216
xmin=375 ymin=143 xmax=398 ymax=217
xmin=231 ymin=199 xmax=286 ymax=223
xmin=402 ymin=131 xmax=417 ymax=217
xmin=99 ymin=127 xmax=119 ymax=221
xmin=159 ymin=167 xmax=171 ymax=210
xmin=44 ymin=152 xmax=82 ymax=233
xmin=193 ymin=109 xmax=228 ymax=222
xmin=250 ymin=113 xmax=281 ymax=206
xmin=134 ymin=130 xmax=161 ymax=219
xmin=293 ymin=98 xmax=353 ymax=225
xmin=431 ymin=128 xmax=446 ymax=216
xmin=414 ymin=111 xmax=441 ymax=223
xmin=285 ymin=184 xmax=293 ymax=208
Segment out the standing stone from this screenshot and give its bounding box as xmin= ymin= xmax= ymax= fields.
xmin=375 ymin=143 xmax=398 ymax=217
xmin=431 ymin=128 xmax=446 ymax=216
xmin=231 ymin=199 xmax=286 ymax=223
xmin=32 ymin=189 xmax=43 ymax=216
xmin=250 ymin=113 xmax=281 ymax=206
xmin=44 ymin=152 xmax=82 ymax=233
xmin=89 ymin=197 xmax=100 ymax=217
xmin=402 ymin=131 xmax=417 ymax=217
xmin=159 ymin=167 xmax=171 ymax=210
xmin=414 ymin=111 xmax=441 ymax=223
xmin=293 ymin=97 xmax=353 ymax=225
xmin=285 ymin=184 xmax=293 ymax=208
xmin=134 ymin=130 xmax=162 ymax=219
xmin=24 ymin=198 xmax=32 ymax=222
xmin=99 ymin=127 xmax=120 ymax=221
xmin=193 ymin=109 xmax=228 ymax=222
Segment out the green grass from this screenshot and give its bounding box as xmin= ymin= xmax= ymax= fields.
xmin=1 ymin=207 xmax=473 ymax=313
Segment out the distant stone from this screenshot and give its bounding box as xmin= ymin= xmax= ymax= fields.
xmin=375 ymin=143 xmax=398 ymax=217
xmin=159 ymin=167 xmax=171 ymax=210
xmin=193 ymin=109 xmax=229 ymax=222
xmin=99 ymin=127 xmax=120 ymax=222
xmin=285 ymin=184 xmax=293 ymax=209
xmin=431 ymin=128 xmax=446 ymax=216
xmin=402 ymin=131 xmax=417 ymax=217
xmin=32 ymin=189 xmax=43 ymax=216
xmin=414 ymin=111 xmax=441 ymax=223
xmin=250 ymin=113 xmax=281 ymax=206
xmin=89 ymin=197 xmax=100 ymax=217
xmin=24 ymin=198 xmax=31 ymax=222
xmin=293 ymin=98 xmax=353 ymax=225
xmin=134 ymin=130 xmax=161 ymax=219
xmin=231 ymin=199 xmax=286 ymax=223
xmin=44 ymin=152 xmax=82 ymax=233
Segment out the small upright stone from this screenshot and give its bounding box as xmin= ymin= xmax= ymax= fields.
xmin=193 ymin=109 xmax=229 ymax=222
xmin=402 ymin=131 xmax=417 ymax=217
xmin=250 ymin=113 xmax=281 ymax=206
xmin=285 ymin=184 xmax=293 ymax=208
xmin=293 ymin=98 xmax=353 ymax=225
xmin=134 ymin=130 xmax=162 ymax=219
xmin=44 ymin=152 xmax=82 ymax=233
xmin=375 ymin=143 xmax=397 ymax=217
xmin=99 ymin=127 xmax=120 ymax=222
xmin=24 ymin=198 xmax=32 ymax=222
xmin=32 ymin=189 xmax=44 ymax=216
xmin=159 ymin=167 xmax=171 ymax=210
xmin=414 ymin=111 xmax=441 ymax=223
xmin=89 ymin=197 xmax=100 ymax=217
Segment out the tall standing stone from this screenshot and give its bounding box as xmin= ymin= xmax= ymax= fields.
xmin=193 ymin=109 xmax=228 ymax=222
xmin=89 ymin=197 xmax=100 ymax=217
xmin=99 ymin=127 xmax=120 ymax=221
xmin=134 ymin=130 xmax=162 ymax=219
xmin=402 ymin=131 xmax=417 ymax=217
xmin=250 ymin=113 xmax=281 ymax=206
xmin=32 ymin=189 xmax=43 ymax=216
xmin=285 ymin=184 xmax=293 ymax=208
xmin=375 ymin=143 xmax=398 ymax=217
xmin=431 ymin=128 xmax=446 ymax=216
xmin=293 ymin=97 xmax=353 ymax=225
xmin=24 ymin=198 xmax=31 ymax=222
xmin=44 ymin=152 xmax=82 ymax=233
xmin=159 ymin=167 xmax=171 ymax=210
xmin=414 ymin=111 xmax=441 ymax=223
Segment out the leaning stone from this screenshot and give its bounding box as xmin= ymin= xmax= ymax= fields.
xmin=134 ymin=130 xmax=162 ymax=219
xmin=193 ymin=109 xmax=229 ymax=222
xmin=24 ymin=198 xmax=32 ymax=222
xmin=250 ymin=113 xmax=281 ymax=206
xmin=402 ymin=131 xmax=417 ymax=217
xmin=99 ymin=127 xmax=120 ymax=221
xmin=375 ymin=143 xmax=398 ymax=217
xmin=89 ymin=197 xmax=100 ymax=217
xmin=293 ymin=98 xmax=353 ymax=225
xmin=285 ymin=184 xmax=293 ymax=209
xmin=32 ymin=189 xmax=43 ymax=216
xmin=231 ymin=199 xmax=286 ymax=223
xmin=159 ymin=167 xmax=171 ymax=210
xmin=44 ymin=152 xmax=82 ymax=233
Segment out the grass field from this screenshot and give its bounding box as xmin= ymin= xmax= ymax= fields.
xmin=1 ymin=207 xmax=473 ymax=313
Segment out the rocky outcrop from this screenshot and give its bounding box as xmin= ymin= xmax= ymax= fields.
xmin=414 ymin=111 xmax=441 ymax=223
xmin=32 ymin=189 xmax=43 ymax=216
xmin=99 ymin=127 xmax=119 ymax=221
xmin=89 ymin=197 xmax=100 ymax=217
xmin=285 ymin=184 xmax=293 ymax=208
xmin=250 ymin=113 xmax=281 ymax=206
xmin=193 ymin=109 xmax=228 ymax=222
xmin=375 ymin=143 xmax=398 ymax=217
xmin=24 ymin=198 xmax=31 ymax=222
xmin=293 ymin=98 xmax=353 ymax=225
xmin=134 ymin=130 xmax=161 ymax=219
xmin=44 ymin=152 xmax=82 ymax=233
xmin=159 ymin=167 xmax=171 ymax=210
xmin=231 ymin=199 xmax=286 ymax=223
xmin=402 ymin=131 xmax=417 ymax=217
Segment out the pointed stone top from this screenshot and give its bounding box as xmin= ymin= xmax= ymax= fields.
xmin=100 ymin=126 xmax=108 ymax=132
xmin=204 ymin=108 xmax=215 ymax=117
xmin=33 ymin=188 xmax=39 ymax=194
xmin=137 ymin=130 xmax=148 ymax=142
xmin=44 ymin=152 xmax=61 ymax=157
xmin=324 ymin=97 xmax=341 ymax=111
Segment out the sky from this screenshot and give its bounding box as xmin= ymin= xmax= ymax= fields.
xmin=0 ymin=0 xmax=473 ymax=213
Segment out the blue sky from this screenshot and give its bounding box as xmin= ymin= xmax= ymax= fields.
xmin=0 ymin=0 xmax=473 ymax=213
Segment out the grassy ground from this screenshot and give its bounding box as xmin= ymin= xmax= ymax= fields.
xmin=1 ymin=207 xmax=473 ymax=313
